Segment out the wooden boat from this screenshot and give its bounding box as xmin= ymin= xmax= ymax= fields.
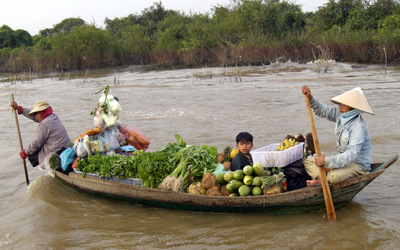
xmin=54 ymin=155 xmax=398 ymax=214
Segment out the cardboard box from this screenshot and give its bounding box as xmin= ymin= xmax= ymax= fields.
xmin=250 ymin=142 xmax=304 ymax=167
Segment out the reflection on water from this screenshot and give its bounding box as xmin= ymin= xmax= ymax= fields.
xmin=0 ymin=62 xmax=399 ymax=248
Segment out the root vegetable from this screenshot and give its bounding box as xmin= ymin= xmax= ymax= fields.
xmin=201 ymin=173 xmax=217 ymax=190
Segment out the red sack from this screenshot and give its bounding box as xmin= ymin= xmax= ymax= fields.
xmin=119 ymin=125 xmax=150 ymax=151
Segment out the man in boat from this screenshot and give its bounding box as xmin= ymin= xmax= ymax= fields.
xmin=10 ymin=100 xmax=71 ymax=167
xmin=301 ymin=86 xmax=373 ymax=185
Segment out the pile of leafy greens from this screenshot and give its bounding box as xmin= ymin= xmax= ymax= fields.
xmin=77 ymin=134 xmax=218 ymax=188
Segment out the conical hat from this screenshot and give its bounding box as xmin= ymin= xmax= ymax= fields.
xmin=330 ymin=87 xmax=374 ymax=115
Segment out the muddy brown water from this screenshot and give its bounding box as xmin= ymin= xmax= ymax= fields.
xmin=1 ymin=62 xmax=399 ymax=248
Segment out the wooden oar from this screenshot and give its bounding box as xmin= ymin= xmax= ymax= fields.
xmin=304 ymin=95 xmax=336 ymax=221
xmin=11 ymin=94 xmax=30 ymax=185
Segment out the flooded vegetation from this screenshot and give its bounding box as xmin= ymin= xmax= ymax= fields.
xmin=1 ymin=0 xmax=400 ymax=75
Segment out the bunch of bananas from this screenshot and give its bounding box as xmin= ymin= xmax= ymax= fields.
xmin=276 ymin=138 xmax=298 ymax=151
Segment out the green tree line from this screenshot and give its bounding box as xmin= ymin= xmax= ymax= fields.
xmin=1 ymin=0 xmax=399 ymax=74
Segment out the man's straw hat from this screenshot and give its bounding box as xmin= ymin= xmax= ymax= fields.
xmin=330 ymin=87 xmax=374 ymax=115
xmin=29 ymin=100 xmax=50 ymax=115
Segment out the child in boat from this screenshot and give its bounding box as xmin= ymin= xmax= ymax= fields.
xmin=230 ymin=132 xmax=254 ymax=171
xmin=302 ymin=86 xmax=373 ymax=185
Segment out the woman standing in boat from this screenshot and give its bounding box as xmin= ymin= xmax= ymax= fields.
xmin=301 ymin=86 xmax=374 ymax=185
xmin=10 ymin=100 xmax=71 ymax=167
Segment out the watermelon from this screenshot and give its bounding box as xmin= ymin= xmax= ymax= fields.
xmin=224 ymin=172 xmax=234 ymax=182
xmin=216 ymin=172 xmax=226 ymax=184
xmin=243 ymin=175 xmax=253 ymax=186
xmin=243 ymin=165 xmax=253 ymax=175
xmin=253 ymin=162 xmax=265 ymax=176
xmin=233 ymin=170 xmax=244 ymax=180
xmin=238 ymin=185 xmax=251 ymax=196
xmin=251 ymin=187 xmax=263 ymax=196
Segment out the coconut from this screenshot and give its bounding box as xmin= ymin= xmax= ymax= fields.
xmin=201 ymin=173 xmax=218 ymax=190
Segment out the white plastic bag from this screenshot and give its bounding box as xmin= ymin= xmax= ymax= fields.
xmin=101 ymin=112 xmax=117 ymax=128
xmin=75 ymin=137 xmax=88 ymax=158
xmin=103 ymin=126 xmax=120 ymax=150
xmin=38 ymin=155 xmax=56 ymax=177
xmin=38 ymin=156 xmax=51 ymax=172
xmin=98 ymin=93 xmax=114 ymax=103
xmin=93 ymin=107 xmax=106 ymax=129
xmin=108 ymin=99 xmax=121 ymax=115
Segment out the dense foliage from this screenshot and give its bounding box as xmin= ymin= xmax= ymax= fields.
xmin=1 ymin=0 xmax=400 ymax=73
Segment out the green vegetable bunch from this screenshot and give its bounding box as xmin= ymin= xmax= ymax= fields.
xmin=133 ymin=151 xmax=174 ymax=188
xmin=171 ymin=144 xmax=217 ymax=185
xmin=49 ymin=154 xmax=61 ymax=170
xmin=77 ymin=154 xmax=137 ymax=179
xmin=159 ymin=134 xmax=218 ymax=191
xmin=161 ymin=134 xmax=187 ymax=158
xmin=261 ymin=172 xmax=284 ymax=190
xmin=90 ymin=85 xmax=110 ymax=116
xmin=76 ymin=134 xmax=218 ymax=191
xmin=77 ymin=151 xmax=174 ymax=188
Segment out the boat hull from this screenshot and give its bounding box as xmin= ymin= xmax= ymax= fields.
xmin=54 ymin=155 xmax=398 ymax=214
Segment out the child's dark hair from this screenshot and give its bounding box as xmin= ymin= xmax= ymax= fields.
xmin=236 ymin=132 xmax=253 ymax=144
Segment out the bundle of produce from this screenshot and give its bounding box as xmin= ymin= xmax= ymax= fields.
xmin=285 ymin=134 xmax=305 ymax=143
xmin=133 ymin=151 xmax=174 ymax=188
xmin=159 ymin=162 xmax=188 ymax=192
xmin=77 ymin=150 xmax=174 ymax=188
xmin=276 ymin=138 xmax=298 ymax=151
xmin=49 ymin=153 xmax=61 ymax=170
xmin=77 ymin=154 xmax=136 ymax=179
xmin=282 ymin=133 xmax=316 ymax=157
xmin=161 ymin=134 xmax=187 ymax=156
xmin=213 ymin=162 xmax=266 ymax=196
xmin=159 ymin=135 xmax=218 ymax=192
xmin=90 ymin=85 xmax=121 ymax=129
xmin=260 ymin=172 xmax=285 ymax=195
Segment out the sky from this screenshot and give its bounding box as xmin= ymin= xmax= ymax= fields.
xmin=1 ymin=0 xmax=329 ymax=36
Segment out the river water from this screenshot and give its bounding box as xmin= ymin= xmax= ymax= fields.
xmin=1 ymin=62 xmax=399 ymax=249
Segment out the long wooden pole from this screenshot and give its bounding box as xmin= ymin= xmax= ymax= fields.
xmin=11 ymin=94 xmax=30 ymax=185
xmin=304 ymin=95 xmax=336 ymax=221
